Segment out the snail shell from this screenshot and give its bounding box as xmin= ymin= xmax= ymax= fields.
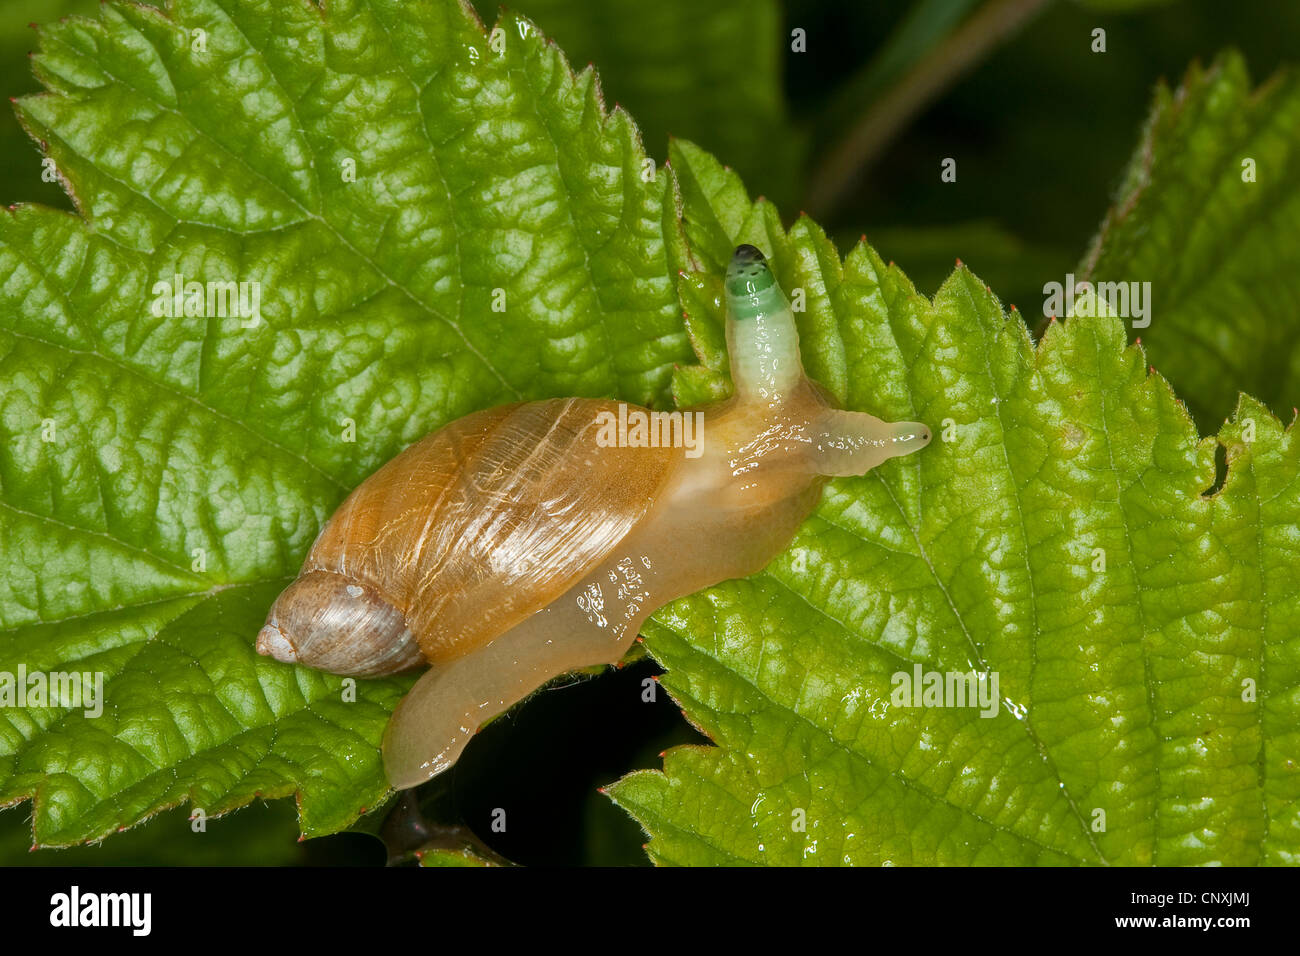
xmin=259 ymin=399 xmax=675 ymax=677
xmin=257 ymin=245 xmax=931 ymax=788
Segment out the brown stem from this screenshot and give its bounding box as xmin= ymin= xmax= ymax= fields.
xmin=805 ymin=0 xmax=1055 ymax=217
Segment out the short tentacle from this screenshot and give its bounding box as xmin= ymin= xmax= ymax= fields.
xmin=811 ymin=409 xmax=931 ymax=477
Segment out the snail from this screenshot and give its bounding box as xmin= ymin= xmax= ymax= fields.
xmin=256 ymin=245 xmax=931 ymax=789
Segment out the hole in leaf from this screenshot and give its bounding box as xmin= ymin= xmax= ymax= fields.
xmin=1201 ymin=441 xmax=1228 ymax=498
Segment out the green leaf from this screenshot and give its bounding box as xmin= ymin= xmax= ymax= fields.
xmin=0 ymin=798 xmax=308 ymax=865
xmin=1081 ymin=52 xmax=1300 ymax=428
xmin=417 ymin=845 xmax=500 ymax=867
xmin=608 ymin=141 xmax=1300 ymax=866
xmin=469 ymin=0 xmax=802 ymax=207
xmin=860 ymin=220 xmax=1072 ymax=313
xmin=0 ymin=0 xmax=103 ymax=210
xmin=0 ymin=0 xmax=691 ymax=847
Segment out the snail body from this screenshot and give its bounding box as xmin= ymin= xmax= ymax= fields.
xmin=257 ymin=246 xmax=931 ymax=789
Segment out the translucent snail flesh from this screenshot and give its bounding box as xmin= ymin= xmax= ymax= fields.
xmin=256 ymin=246 xmax=931 ymax=789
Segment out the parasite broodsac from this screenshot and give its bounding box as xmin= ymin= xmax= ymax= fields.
xmin=256 ymin=245 xmax=932 ymax=789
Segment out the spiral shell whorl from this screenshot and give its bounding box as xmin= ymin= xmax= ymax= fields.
xmin=257 ymin=570 xmax=423 ymax=677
